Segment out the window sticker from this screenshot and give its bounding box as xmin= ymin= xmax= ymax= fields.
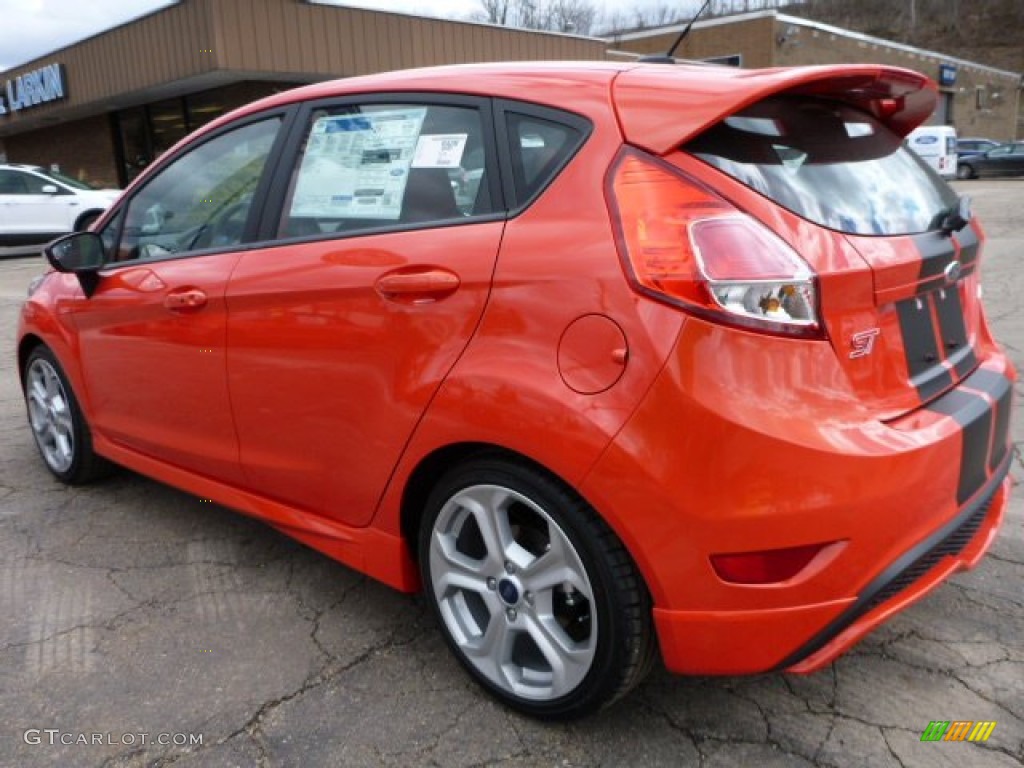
xmin=290 ymin=107 xmax=427 ymax=219
xmin=412 ymin=134 xmax=468 ymax=168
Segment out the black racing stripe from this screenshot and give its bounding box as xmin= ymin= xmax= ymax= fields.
xmin=960 ymin=368 xmax=1013 ymax=475
xmin=956 ymin=415 xmax=991 ymax=505
xmin=966 ymin=367 xmax=1011 ymax=397
xmin=932 ymin=287 xmax=975 ymax=378
xmin=915 ymin=367 xmax=955 ymax=402
xmin=950 ymin=346 xmax=979 ymax=380
xmin=955 ymin=225 xmax=981 ymax=268
xmin=912 ymin=232 xmax=957 ymax=283
xmin=896 ymin=298 xmax=940 ymax=377
xmin=897 ymin=296 xmax=953 ymax=399
xmin=926 ymin=386 xmax=992 ymax=505
xmin=989 ymin=384 xmax=1013 ymax=473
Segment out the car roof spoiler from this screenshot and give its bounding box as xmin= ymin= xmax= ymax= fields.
xmin=613 ymin=64 xmax=937 ymax=155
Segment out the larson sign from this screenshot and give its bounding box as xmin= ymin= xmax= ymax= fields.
xmin=0 ymin=63 xmax=67 ymax=117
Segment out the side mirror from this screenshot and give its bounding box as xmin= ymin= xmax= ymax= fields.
xmin=41 ymin=184 xmax=60 ymax=195
xmin=44 ymin=232 xmax=107 ymax=297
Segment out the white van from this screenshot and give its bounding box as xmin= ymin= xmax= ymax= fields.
xmin=906 ymin=125 xmax=957 ymax=179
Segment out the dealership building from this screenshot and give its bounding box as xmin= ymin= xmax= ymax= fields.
xmin=0 ymin=1 xmax=1019 ymax=189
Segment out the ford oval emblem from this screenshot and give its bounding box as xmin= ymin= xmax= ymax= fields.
xmin=944 ymin=260 xmax=962 ymax=284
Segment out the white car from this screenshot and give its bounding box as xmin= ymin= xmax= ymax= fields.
xmin=0 ymin=164 xmax=120 ymax=254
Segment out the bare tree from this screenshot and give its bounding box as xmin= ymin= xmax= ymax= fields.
xmin=545 ymin=0 xmax=598 ymax=33
xmin=477 ymin=0 xmax=514 ymax=25
xmin=474 ymin=0 xmax=599 ymax=34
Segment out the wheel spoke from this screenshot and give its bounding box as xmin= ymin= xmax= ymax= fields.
xmin=521 ymin=528 xmax=590 ymax=596
xmin=432 ymin=539 xmax=494 ymax=600
xmin=453 ymin=486 xmax=517 ymax=567
xmin=52 ymin=427 xmax=73 ymax=463
xmin=44 ymin=367 xmax=60 ymax=400
xmin=522 ymin=611 xmax=592 ymax=696
xmin=466 ymin=612 xmax=515 ymax=662
xmin=28 ymin=377 xmax=48 ymax=409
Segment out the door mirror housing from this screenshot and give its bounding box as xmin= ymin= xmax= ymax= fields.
xmin=44 ymin=232 xmax=107 ymax=297
xmin=40 ymin=184 xmax=60 ymax=195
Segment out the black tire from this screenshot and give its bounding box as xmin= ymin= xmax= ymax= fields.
xmin=418 ymin=454 xmax=655 ymax=719
xmin=956 ymin=163 xmax=976 ymax=180
xmin=23 ymin=346 xmax=112 ymax=484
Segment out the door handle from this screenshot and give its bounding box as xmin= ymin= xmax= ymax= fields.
xmin=163 ymin=288 xmax=207 ymax=310
xmin=375 ymin=267 xmax=460 ymax=303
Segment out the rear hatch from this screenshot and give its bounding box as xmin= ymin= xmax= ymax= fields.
xmin=612 ymin=64 xmax=980 ymax=420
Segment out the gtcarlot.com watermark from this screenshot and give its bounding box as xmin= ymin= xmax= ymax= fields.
xmin=24 ymin=729 xmax=203 ymax=747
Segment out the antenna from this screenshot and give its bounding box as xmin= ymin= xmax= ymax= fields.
xmin=637 ymin=0 xmax=714 ymax=64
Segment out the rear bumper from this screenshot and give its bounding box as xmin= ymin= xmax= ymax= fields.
xmin=651 ymin=468 xmax=1008 ymax=675
xmin=781 ymin=469 xmax=1008 ymax=673
xmin=580 ymin=318 xmax=1014 ymax=676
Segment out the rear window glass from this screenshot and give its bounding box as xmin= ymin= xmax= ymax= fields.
xmin=685 ymin=96 xmax=958 ymax=236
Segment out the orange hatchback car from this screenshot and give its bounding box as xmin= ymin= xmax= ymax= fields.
xmin=18 ymin=61 xmax=1014 ymax=718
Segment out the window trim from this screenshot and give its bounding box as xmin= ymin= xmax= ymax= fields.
xmin=256 ymin=92 xmax=506 ymax=246
xmin=99 ymin=106 xmax=298 ymax=269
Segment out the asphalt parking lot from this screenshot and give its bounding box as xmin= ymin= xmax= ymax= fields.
xmin=1 ymin=180 xmax=1022 ymax=768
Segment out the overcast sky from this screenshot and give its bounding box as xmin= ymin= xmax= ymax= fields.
xmin=0 ymin=0 xmax=706 ymax=71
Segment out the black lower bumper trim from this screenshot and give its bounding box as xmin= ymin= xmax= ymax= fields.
xmin=775 ymin=451 xmax=1010 ymax=671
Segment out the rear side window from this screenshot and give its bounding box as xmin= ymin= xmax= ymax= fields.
xmin=505 ymin=114 xmax=581 ymax=202
xmin=505 ymin=111 xmax=587 ymax=205
xmin=278 ymin=102 xmax=493 ymax=238
xmin=685 ymin=96 xmax=958 ymax=236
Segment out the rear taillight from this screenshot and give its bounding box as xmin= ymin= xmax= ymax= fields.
xmin=606 ymin=148 xmax=821 ymax=338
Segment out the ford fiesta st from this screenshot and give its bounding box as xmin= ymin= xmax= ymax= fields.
xmin=18 ymin=60 xmax=1014 ymax=719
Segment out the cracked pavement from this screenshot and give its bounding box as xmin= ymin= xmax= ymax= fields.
xmin=2 ymin=179 xmax=1022 ymax=767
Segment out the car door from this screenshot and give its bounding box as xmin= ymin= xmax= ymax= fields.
xmin=225 ymin=97 xmax=505 ymax=526
xmin=976 ymin=144 xmax=1013 ymax=177
xmin=67 ymin=115 xmax=286 ymax=483
xmin=0 ymin=168 xmax=71 ymax=237
xmin=1006 ymin=143 xmax=1024 ymax=176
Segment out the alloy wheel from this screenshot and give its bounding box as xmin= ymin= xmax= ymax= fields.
xmin=26 ymin=357 xmax=76 ymax=474
xmin=427 ymin=483 xmax=597 ymax=702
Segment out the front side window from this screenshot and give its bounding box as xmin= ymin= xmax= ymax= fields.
xmin=686 ymin=96 xmax=959 ymax=236
xmin=110 ymin=117 xmax=281 ymax=262
xmin=279 ymin=103 xmax=491 ymax=239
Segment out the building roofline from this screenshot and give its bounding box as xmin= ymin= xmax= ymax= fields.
xmin=1 ymin=0 xmax=604 ymax=76
xmin=607 ymin=9 xmax=1022 ymax=81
